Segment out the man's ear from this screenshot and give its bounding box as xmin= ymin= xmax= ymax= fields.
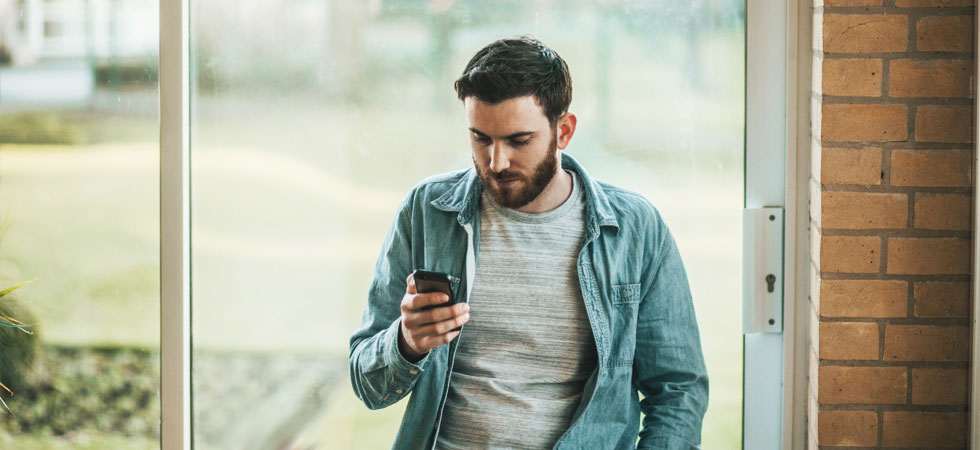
xmin=556 ymin=112 xmax=577 ymax=150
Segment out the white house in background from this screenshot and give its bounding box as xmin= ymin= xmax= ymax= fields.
xmin=0 ymin=0 xmax=157 ymax=66
xmin=0 ymin=0 xmax=156 ymax=106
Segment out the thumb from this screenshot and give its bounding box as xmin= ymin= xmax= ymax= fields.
xmin=406 ymin=273 xmax=417 ymax=295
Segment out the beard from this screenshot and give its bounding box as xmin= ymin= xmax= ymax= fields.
xmin=474 ymin=132 xmax=559 ymax=210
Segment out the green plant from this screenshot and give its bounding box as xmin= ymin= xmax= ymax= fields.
xmin=0 ymin=213 xmax=39 ymax=416
xmin=0 ymin=278 xmax=39 ymax=416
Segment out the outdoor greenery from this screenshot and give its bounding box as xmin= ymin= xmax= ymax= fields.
xmin=0 ymin=112 xmax=156 ymax=146
xmin=0 ymin=345 xmax=158 ymax=437
xmin=0 ymin=114 xmax=84 ymax=145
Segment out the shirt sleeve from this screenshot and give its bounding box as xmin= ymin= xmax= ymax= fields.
xmin=348 ymin=192 xmax=430 ymax=410
xmin=634 ymin=230 xmax=709 ymax=449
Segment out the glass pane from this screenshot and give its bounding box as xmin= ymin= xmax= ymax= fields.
xmin=191 ymin=1 xmax=743 ymax=448
xmin=0 ymin=0 xmax=160 ymax=448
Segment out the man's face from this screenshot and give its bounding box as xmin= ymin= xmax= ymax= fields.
xmin=465 ymin=95 xmax=560 ymax=209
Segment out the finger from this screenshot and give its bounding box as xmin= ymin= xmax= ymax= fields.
xmin=418 ymin=330 xmax=461 ymax=351
xmin=423 ymin=301 xmax=468 ymax=324
xmin=411 ymin=313 xmax=469 ymax=337
xmin=400 ymin=293 xmax=415 ymax=314
xmin=408 ymin=291 xmax=451 ymax=311
xmin=400 ymin=292 xmax=450 ymax=316
xmin=404 ymin=301 xmax=468 ymax=327
xmin=406 ymin=273 xmax=417 ymax=295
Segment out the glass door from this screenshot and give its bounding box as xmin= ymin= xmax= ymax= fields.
xmin=187 ymin=1 xmax=745 ymax=448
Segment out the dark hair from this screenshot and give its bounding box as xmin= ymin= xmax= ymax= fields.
xmin=454 ymin=36 xmax=572 ymax=126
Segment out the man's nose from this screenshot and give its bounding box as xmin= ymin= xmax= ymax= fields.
xmin=489 ymin=142 xmax=510 ymax=173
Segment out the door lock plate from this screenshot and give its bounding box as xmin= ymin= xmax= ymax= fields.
xmin=742 ymin=207 xmax=784 ymax=334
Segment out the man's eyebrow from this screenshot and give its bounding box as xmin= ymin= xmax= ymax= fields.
xmin=468 ymin=128 xmax=536 ymax=139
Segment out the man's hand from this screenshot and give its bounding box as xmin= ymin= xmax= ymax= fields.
xmin=398 ymin=272 xmax=470 ymax=362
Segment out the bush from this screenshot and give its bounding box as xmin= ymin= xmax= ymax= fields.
xmin=0 ymin=345 xmax=160 ymax=438
xmin=0 ymin=299 xmax=39 ymax=393
xmin=0 ymin=113 xmax=85 ymax=145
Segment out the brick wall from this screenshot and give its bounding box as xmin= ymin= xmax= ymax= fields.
xmin=809 ymin=0 xmax=975 ymax=448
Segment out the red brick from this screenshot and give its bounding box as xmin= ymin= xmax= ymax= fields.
xmin=819 ymin=366 xmax=907 ymax=404
xmin=824 ymin=14 xmax=909 ymax=53
xmin=915 ymin=105 xmax=974 ymax=143
xmin=818 ymin=410 xmax=878 ymax=446
xmin=889 ymin=59 xmax=972 ymax=98
xmin=820 ymin=279 xmax=908 ymax=318
xmin=820 ymin=236 xmax=881 ymax=273
xmin=913 ymin=193 xmax=970 ymax=230
xmin=911 ymin=368 xmax=969 ymax=405
xmin=822 ymin=191 xmax=907 ymax=229
xmin=886 ymin=237 xmax=971 ymax=275
xmin=883 ymin=325 xmax=970 ymax=361
xmin=882 ymin=412 xmax=967 ymax=448
xmin=821 ymin=147 xmax=883 ymax=185
xmin=823 ymin=58 xmax=882 ymax=97
xmin=914 ymin=281 xmax=971 ymax=318
xmin=820 ymin=322 xmax=880 ymax=360
xmin=890 ymin=149 xmax=972 ymax=187
xmin=822 ymin=104 xmax=908 ymax=142
xmin=917 ymin=15 xmax=974 ymax=52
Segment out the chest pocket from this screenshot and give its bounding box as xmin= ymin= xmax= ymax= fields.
xmin=611 ymin=283 xmax=641 ymax=305
xmin=608 ymin=283 xmax=641 ymax=365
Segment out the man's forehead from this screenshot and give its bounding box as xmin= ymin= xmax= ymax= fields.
xmin=464 ymin=95 xmax=550 ymax=132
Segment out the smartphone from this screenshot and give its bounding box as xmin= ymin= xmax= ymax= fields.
xmin=412 ymin=270 xmax=462 ymax=332
xmin=412 ymin=270 xmax=455 ymax=310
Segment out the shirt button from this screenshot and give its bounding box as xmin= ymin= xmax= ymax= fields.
xmin=395 ymin=389 xmax=403 ymax=394
xmin=409 ymin=370 xmax=418 ymax=375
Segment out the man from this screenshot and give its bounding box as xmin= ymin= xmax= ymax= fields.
xmin=349 ymin=36 xmax=708 ymax=449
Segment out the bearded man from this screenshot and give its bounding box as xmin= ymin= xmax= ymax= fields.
xmin=349 ymin=36 xmax=709 ymax=450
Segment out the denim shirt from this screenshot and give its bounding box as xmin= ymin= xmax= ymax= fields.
xmin=349 ymin=153 xmax=709 ymax=450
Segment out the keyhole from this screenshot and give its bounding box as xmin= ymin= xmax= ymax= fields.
xmin=765 ymin=274 xmax=776 ymax=293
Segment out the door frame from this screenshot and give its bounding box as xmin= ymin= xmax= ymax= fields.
xmin=785 ymin=0 xmax=812 ymax=447
xmin=743 ymin=0 xmax=810 ymax=448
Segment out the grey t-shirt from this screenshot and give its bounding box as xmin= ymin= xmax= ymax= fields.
xmin=435 ymin=170 xmax=599 ymax=450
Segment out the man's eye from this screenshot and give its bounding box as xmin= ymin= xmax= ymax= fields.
xmin=511 ymin=139 xmax=530 ymax=147
xmin=474 ymin=136 xmax=491 ymax=145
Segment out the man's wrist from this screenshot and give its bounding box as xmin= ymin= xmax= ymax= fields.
xmin=397 ymin=322 xmax=426 ymax=363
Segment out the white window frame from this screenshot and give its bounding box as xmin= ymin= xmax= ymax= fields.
xmin=156 ymin=0 xmax=814 ymax=448
xmin=159 ymin=0 xmax=191 ymax=448
xmin=743 ymin=0 xmax=810 ymax=448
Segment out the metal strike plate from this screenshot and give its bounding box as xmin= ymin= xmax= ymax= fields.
xmin=742 ymin=207 xmax=784 ymax=334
